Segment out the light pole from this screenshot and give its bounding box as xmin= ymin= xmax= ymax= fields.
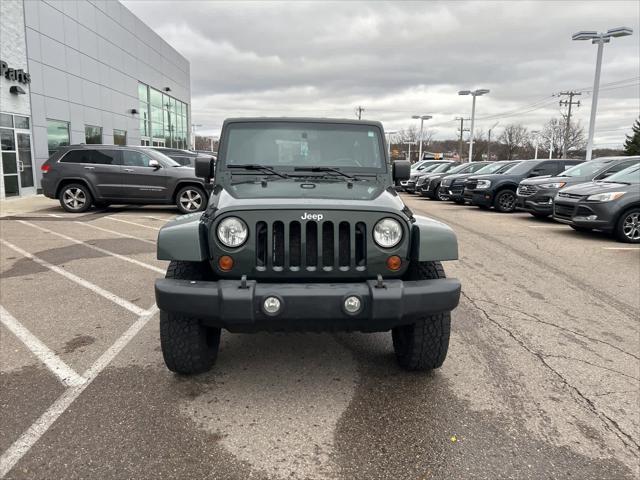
xmin=531 ymin=130 xmax=540 ymax=159
xmin=572 ymin=27 xmax=633 ymax=161
xmin=458 ymin=89 xmax=490 ymax=162
xmin=411 ymin=115 xmax=432 ymax=162
xmin=385 ymin=130 xmax=398 ymax=161
xmin=404 ymin=141 xmax=416 ymax=162
xmin=487 ymin=121 xmax=499 ymax=161
xmin=191 ymin=123 xmax=202 ymax=150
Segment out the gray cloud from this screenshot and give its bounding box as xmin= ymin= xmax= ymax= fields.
xmin=123 ymin=0 xmax=639 ymax=147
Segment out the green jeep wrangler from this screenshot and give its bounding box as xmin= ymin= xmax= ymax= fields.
xmin=155 ymin=118 xmax=461 ymax=374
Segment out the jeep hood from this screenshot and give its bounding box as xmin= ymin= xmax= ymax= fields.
xmin=213 ymin=180 xmax=405 ymax=212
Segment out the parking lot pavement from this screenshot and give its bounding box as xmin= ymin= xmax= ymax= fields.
xmin=0 ymin=198 xmax=639 ymax=479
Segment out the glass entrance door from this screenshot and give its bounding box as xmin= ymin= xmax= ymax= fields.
xmin=17 ymin=133 xmax=36 ymax=195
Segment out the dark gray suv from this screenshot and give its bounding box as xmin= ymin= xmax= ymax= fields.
xmin=41 ymin=145 xmax=208 ymax=214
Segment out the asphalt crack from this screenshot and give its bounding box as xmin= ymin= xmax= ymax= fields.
xmin=461 ymin=290 xmax=640 ymax=456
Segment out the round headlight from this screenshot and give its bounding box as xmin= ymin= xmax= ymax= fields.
xmin=373 ymin=218 xmax=402 ymax=248
xmin=217 ymin=217 xmax=248 ymax=247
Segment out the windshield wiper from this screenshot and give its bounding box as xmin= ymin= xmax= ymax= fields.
xmin=293 ymin=167 xmax=359 ymax=180
xmin=228 ymin=164 xmax=290 ymax=179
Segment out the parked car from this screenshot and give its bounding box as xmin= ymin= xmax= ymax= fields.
xmin=464 ymin=159 xmax=583 ymax=212
xmin=419 ymin=161 xmax=487 ymax=200
xmin=402 ymin=161 xmax=453 ymax=193
xmin=517 ymin=156 xmax=640 ymax=218
xmin=41 ymin=145 xmax=209 ymax=214
xmin=552 ymin=163 xmax=640 ymax=243
xmin=147 ymin=147 xmax=216 ymax=168
xmin=445 ymin=161 xmax=518 ymax=203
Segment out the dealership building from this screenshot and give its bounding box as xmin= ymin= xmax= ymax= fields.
xmin=0 ymin=0 xmax=191 ymax=199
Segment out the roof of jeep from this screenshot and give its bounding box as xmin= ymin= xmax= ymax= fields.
xmin=222 ymin=117 xmax=385 ymax=129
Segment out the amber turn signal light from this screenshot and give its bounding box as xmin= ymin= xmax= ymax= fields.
xmin=386 ymin=255 xmax=402 ymax=271
xmin=218 ymin=255 xmax=234 ymax=271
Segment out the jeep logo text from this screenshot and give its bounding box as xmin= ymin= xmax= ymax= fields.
xmin=301 ymin=212 xmax=323 ymax=221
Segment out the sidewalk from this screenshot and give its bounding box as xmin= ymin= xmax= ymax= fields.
xmin=0 ymin=195 xmax=56 ymax=217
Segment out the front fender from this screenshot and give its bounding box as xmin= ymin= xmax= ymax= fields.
xmin=411 ymin=214 xmax=459 ymax=261
xmin=157 ymin=213 xmax=208 ymax=261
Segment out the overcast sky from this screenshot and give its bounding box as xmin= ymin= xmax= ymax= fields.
xmin=123 ymin=0 xmax=639 ymax=147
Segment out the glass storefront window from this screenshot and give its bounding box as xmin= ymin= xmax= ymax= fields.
xmin=85 ymin=125 xmax=103 ymax=144
xmin=150 ymin=88 xmax=162 ymax=107
xmin=14 ymin=116 xmax=30 ymax=129
xmin=152 ymin=122 xmax=163 ymax=138
xmin=151 ymin=105 xmax=163 ymax=123
xmin=138 ymin=83 xmax=149 ymax=104
xmin=113 ymin=129 xmax=127 ymax=146
xmin=0 ymin=113 xmax=13 ymax=128
xmin=47 ymin=119 xmax=70 ymax=156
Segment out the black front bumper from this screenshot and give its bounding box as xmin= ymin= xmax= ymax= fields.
xmin=447 ymin=185 xmax=465 ymax=201
xmin=464 ymin=189 xmax=493 ymax=207
xmin=155 ymin=277 xmax=461 ymax=333
xmin=516 ymin=195 xmax=553 ymax=214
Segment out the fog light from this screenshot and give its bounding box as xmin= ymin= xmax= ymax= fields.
xmin=218 ymin=255 xmax=234 ymax=271
xmin=263 ymin=296 xmax=281 ymax=315
xmin=344 ymin=296 xmax=361 ymax=314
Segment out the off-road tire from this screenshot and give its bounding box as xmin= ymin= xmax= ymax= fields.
xmin=160 ymin=261 xmax=220 ymax=374
xmin=59 ymin=183 xmax=93 ymax=213
xmin=615 ymin=208 xmax=640 ymax=243
xmin=494 ymin=189 xmax=517 ymax=213
xmin=393 ymin=261 xmax=451 ymax=371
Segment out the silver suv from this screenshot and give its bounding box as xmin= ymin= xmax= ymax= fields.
xmin=41 ymin=145 xmax=208 ymax=214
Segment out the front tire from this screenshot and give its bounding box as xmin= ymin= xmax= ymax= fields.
xmin=393 ymin=261 xmax=451 ymax=371
xmin=160 ymin=261 xmax=220 ymax=374
xmin=494 ymin=189 xmax=517 ymax=213
xmin=176 ymin=185 xmax=207 ymax=214
xmin=615 ymin=208 xmax=640 ymax=243
xmin=59 ymin=183 xmax=93 ymax=213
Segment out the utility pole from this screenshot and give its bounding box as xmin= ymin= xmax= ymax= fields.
xmin=455 ymin=117 xmax=469 ymax=161
xmin=558 ymin=91 xmax=581 ymax=158
xmin=531 ymin=130 xmax=540 ymax=159
xmin=355 ymin=106 xmax=365 ymax=120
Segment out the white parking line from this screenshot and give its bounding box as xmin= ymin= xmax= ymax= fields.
xmin=104 ymin=216 xmax=160 ymax=230
xmin=18 ymin=220 xmax=165 ymax=274
xmin=0 ymin=305 xmax=158 ymax=479
xmin=0 ymin=306 xmax=85 ymax=388
xmin=602 ymin=246 xmax=640 ymax=251
xmin=76 ymin=222 xmax=156 ymax=245
xmin=527 ymin=225 xmax=568 ymax=229
xmin=0 ymin=239 xmax=147 ymax=317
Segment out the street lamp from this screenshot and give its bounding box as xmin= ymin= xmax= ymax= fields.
xmin=411 ymin=115 xmax=432 ymax=162
xmin=572 ymin=26 xmax=633 ymax=161
xmin=531 ymin=130 xmax=540 ymax=159
xmin=458 ymin=89 xmax=490 ymax=162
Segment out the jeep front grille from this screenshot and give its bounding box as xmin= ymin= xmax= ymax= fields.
xmin=256 ymin=220 xmax=367 ymax=271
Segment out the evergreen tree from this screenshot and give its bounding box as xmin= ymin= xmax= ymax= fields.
xmin=624 ymin=118 xmax=640 ymax=156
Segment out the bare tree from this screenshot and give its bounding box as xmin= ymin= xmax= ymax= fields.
xmin=539 ymin=116 xmax=586 ymax=158
xmin=498 ymin=124 xmax=530 ymax=159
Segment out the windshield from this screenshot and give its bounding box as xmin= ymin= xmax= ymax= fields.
xmin=558 ymin=161 xmax=607 ymax=177
xmin=419 ymin=163 xmax=441 ymax=173
xmin=444 ymin=163 xmax=468 ymax=174
xmin=431 ymin=163 xmax=455 ymax=173
xmin=604 ymin=164 xmax=640 ymax=183
xmin=476 ymin=162 xmax=511 ymax=175
xmin=223 ymin=122 xmax=385 ymax=172
xmin=501 ymin=161 xmax=534 ymax=175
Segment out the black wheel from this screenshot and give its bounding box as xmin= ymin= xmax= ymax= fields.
xmin=615 ymin=208 xmax=640 ymax=243
xmin=393 ymin=261 xmax=451 ymax=371
xmin=175 ymin=185 xmax=206 ymax=214
xmin=529 ymin=212 xmax=549 ymax=219
xmin=160 ymin=261 xmax=220 ymax=374
xmin=570 ymin=225 xmax=592 ymax=233
xmin=59 ymin=183 xmax=93 ymax=213
xmin=435 ymin=186 xmax=447 ymax=201
xmin=494 ymin=190 xmax=517 ymax=213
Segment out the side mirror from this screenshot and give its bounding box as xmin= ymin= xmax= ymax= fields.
xmin=393 ymin=160 xmax=411 ymax=181
xmin=148 ymin=159 xmax=161 ymax=170
xmin=195 ymin=156 xmax=215 ymax=181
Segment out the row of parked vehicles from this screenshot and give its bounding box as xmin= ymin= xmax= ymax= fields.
xmin=399 ymin=155 xmax=640 ymax=243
